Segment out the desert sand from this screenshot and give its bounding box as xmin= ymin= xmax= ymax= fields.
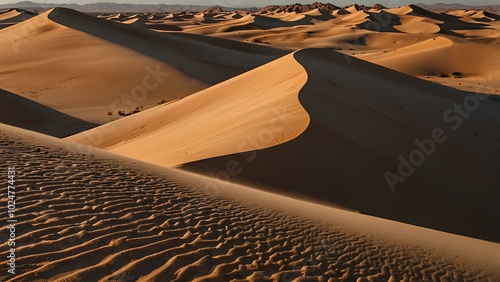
xmin=1 ymin=124 xmax=500 ymax=281
xmin=1 ymin=2 xmax=499 ymax=281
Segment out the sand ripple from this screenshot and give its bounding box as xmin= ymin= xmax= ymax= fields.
xmin=0 ymin=127 xmax=499 ymax=281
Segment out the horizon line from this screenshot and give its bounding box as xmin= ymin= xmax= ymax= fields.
xmin=2 ymin=1 xmax=498 ymax=8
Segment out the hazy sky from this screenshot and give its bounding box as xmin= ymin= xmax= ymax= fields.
xmin=1 ymin=0 xmax=497 ymax=7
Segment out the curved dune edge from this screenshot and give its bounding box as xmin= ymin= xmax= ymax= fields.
xmin=188 ymin=48 xmax=500 ymax=242
xmin=67 ymin=52 xmax=310 ymax=167
xmin=67 ymin=47 xmax=500 ymax=242
xmin=0 ymin=10 xmax=22 ymax=22
xmin=1 ymin=123 xmax=500 ymax=281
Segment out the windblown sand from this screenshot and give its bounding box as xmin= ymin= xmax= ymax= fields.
xmin=1 ymin=124 xmax=500 ymax=281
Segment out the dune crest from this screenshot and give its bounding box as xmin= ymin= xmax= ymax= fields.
xmin=67 ymin=53 xmax=310 ymax=166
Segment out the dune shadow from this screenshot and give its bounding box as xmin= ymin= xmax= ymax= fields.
xmin=0 ymin=89 xmax=97 ymax=137
xmin=252 ymin=14 xmax=315 ymax=29
xmin=231 ymin=12 xmax=244 ymax=19
xmin=145 ymin=23 xmax=182 ymax=31
xmin=223 ymin=13 xmax=317 ymax=32
xmin=184 ymin=49 xmax=500 ymax=242
xmin=307 ymin=10 xmax=336 ymax=21
xmin=483 ymin=11 xmax=500 ymax=21
xmin=47 ymin=8 xmax=287 ymax=85
xmin=335 ymin=9 xmax=351 ymax=15
xmin=355 ymin=10 xmax=402 ymax=33
xmin=410 ymin=4 xmax=491 ymax=31
xmin=0 ymin=23 xmax=15 ymax=29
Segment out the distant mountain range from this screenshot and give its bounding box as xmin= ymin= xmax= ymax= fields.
xmin=0 ymin=1 xmax=250 ymax=13
xmin=0 ymin=1 xmax=499 ymax=14
xmin=416 ymin=3 xmax=500 ymax=14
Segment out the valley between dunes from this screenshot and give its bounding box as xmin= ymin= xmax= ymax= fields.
xmin=1 ymin=3 xmax=499 ymax=281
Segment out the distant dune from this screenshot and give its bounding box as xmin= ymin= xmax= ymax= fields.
xmin=417 ymin=3 xmax=500 ymax=14
xmin=0 ymin=8 xmax=36 ymax=29
xmin=1 ymin=2 xmax=499 ymax=14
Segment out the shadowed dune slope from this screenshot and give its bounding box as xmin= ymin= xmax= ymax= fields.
xmin=0 ymin=89 xmax=96 ymax=137
xmin=190 ymin=49 xmax=500 ymax=242
xmin=0 ymin=8 xmax=287 ymax=124
xmin=0 ymin=8 xmax=36 ymax=29
xmin=47 ymin=8 xmax=288 ymax=82
xmin=68 ymin=48 xmax=500 ymax=242
xmin=1 ymin=123 xmax=500 ymax=281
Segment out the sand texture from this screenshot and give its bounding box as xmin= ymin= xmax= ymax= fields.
xmin=1 ymin=124 xmax=500 ymax=281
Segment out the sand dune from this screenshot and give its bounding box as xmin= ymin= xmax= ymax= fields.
xmin=67 ymin=53 xmax=310 ymax=166
xmin=0 ymin=9 xmax=36 ymax=29
xmin=190 ymin=49 xmax=500 ymax=242
xmin=2 ymin=3 xmax=500 ymax=281
xmin=96 ymin=3 xmax=499 ymax=97
xmin=358 ymin=35 xmax=500 ymax=94
xmin=361 ymin=36 xmax=500 ymax=77
xmin=392 ymin=14 xmax=442 ymax=34
xmin=68 ymin=47 xmax=500 ymax=242
xmin=2 ymin=123 xmax=500 ymax=281
xmin=0 ymin=8 xmax=287 ymax=126
xmin=151 ymin=3 xmax=500 ymax=61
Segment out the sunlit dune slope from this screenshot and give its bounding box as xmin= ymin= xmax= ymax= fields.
xmin=67 ymin=53 xmax=310 ymax=166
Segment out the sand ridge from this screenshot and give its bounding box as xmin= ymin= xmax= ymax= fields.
xmin=0 ymin=9 xmax=36 ymax=30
